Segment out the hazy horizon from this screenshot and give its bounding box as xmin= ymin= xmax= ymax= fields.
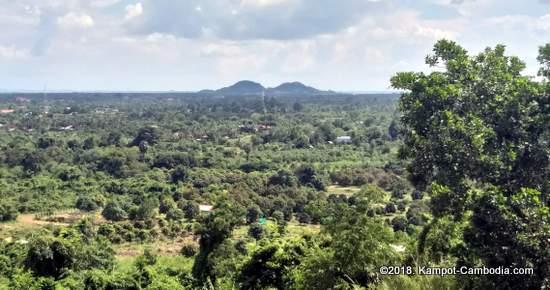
xmin=0 ymin=81 xmax=402 ymax=94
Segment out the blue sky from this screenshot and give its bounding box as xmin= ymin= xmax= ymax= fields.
xmin=0 ymin=0 xmax=549 ymax=91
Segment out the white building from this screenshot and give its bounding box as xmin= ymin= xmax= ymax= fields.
xmin=199 ymin=205 xmax=214 ymax=212
xmin=335 ymin=136 xmax=352 ymax=143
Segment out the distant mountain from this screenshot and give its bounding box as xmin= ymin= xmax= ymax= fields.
xmin=216 ymin=80 xmax=265 ymax=95
xmin=197 ymin=80 xmax=336 ymax=96
xmin=197 ymin=89 xmax=216 ymax=94
xmin=266 ymin=82 xmax=320 ymax=95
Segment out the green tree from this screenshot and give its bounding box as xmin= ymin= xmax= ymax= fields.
xmin=247 ymin=223 xmax=264 ymax=240
xmin=238 ymin=239 xmax=306 ymax=289
xmin=24 ymin=237 xmax=74 ymax=278
xmin=192 ymin=199 xmax=245 ymax=285
xmin=0 ymin=202 xmax=18 ymax=222
xmin=135 ymin=197 xmax=159 ymax=221
xmin=388 ymin=119 xmax=400 ymax=140
xmin=170 ymin=165 xmax=189 ymax=184
xmin=246 ymin=205 xmax=262 ymax=224
xmin=297 ymin=207 xmax=397 ymax=289
xmin=101 ymin=201 xmax=127 ymax=221
xmin=180 ymin=200 xmax=200 ymax=220
xmin=130 ymin=126 xmax=160 ymax=146
xmin=75 ymin=196 xmax=100 ymax=212
xmin=391 ymin=40 xmax=550 ymax=289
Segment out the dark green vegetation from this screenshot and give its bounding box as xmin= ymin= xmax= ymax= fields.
xmin=0 ymin=40 xmax=549 ymax=289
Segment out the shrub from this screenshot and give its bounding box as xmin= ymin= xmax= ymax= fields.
xmin=248 ymin=223 xmax=264 ymax=240
xmin=75 ymin=196 xmax=99 ymax=212
xmin=166 ymin=207 xmax=184 ymax=221
xmin=171 ymin=166 xmax=190 ymax=183
xmin=296 ymin=212 xmax=312 ymax=224
xmin=235 ymin=240 xmax=248 ymax=255
xmin=179 ymin=201 xmax=199 ymax=220
xmin=271 ymin=210 xmax=284 ymax=222
xmin=384 ymin=202 xmax=397 ymax=214
xmin=412 ymin=190 xmax=424 ymax=200
xmin=180 ymin=243 xmax=199 ymax=257
xmin=0 ymin=202 xmax=18 ymax=222
xmin=391 ymin=217 xmax=407 ymax=232
xmin=246 ymin=206 xmax=262 ymax=224
xmin=101 ymin=201 xmax=127 ymax=221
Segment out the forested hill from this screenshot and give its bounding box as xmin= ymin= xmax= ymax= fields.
xmin=197 ymin=80 xmax=338 ymax=96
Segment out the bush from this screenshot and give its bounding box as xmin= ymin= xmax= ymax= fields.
xmin=295 ymin=166 xmax=326 ymax=190
xmin=0 ymin=202 xmax=18 ymax=222
xmin=248 ymin=223 xmax=264 ymax=240
xmin=101 ymin=201 xmax=127 ymax=221
xmin=135 ymin=198 xmax=159 ymax=221
xmin=396 ymin=200 xmax=407 ymax=212
xmin=412 ymin=190 xmax=424 ymax=200
xmin=179 ymin=201 xmax=199 ymax=220
xmin=180 ymin=243 xmax=199 ymax=257
xmin=271 ymin=210 xmax=284 ymax=222
xmin=171 ymin=166 xmax=190 ymax=183
xmin=406 ymin=203 xmax=428 ymax=226
xmin=330 ymin=168 xmax=373 ymax=186
xmin=75 ymin=196 xmax=99 ymax=212
xmin=235 ymin=240 xmax=248 ymax=255
xmin=296 ymin=212 xmax=312 ymax=224
xmin=267 ymin=170 xmax=297 ymax=187
xmin=166 ymin=207 xmax=184 ymax=221
xmin=24 ymin=237 xmax=74 ymax=278
xmin=246 ymin=206 xmax=262 ymax=224
xmin=391 ymin=217 xmax=407 ymax=232
xmin=384 ymin=202 xmax=397 ymax=214
xmin=98 ymin=224 xmax=116 ymax=240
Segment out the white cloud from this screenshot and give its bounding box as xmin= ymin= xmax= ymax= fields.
xmin=57 ymin=12 xmax=94 ymax=29
xmin=91 ymin=0 xmax=122 ymax=8
xmin=0 ymin=0 xmax=545 ymax=91
xmin=127 ymin=0 xmax=385 ymax=40
xmin=536 ymin=14 xmax=550 ymax=31
xmin=201 ymin=43 xmax=245 ymax=57
xmin=125 ymin=3 xmax=143 ymax=20
xmin=0 ymin=45 xmax=30 ymax=60
xmin=145 ymin=32 xmax=176 ymax=42
xmin=485 ymin=14 xmax=550 ymax=32
xmin=450 ymin=0 xmax=496 ymax=17
xmin=239 ymin=0 xmax=295 ymax=8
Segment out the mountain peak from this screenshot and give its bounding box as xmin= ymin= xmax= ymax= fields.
xmin=202 ymin=80 xmax=332 ymax=96
xmin=217 ymin=80 xmax=265 ymax=95
xmin=267 ymin=82 xmax=320 ymax=95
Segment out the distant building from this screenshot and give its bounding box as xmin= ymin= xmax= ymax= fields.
xmin=59 ymin=125 xmax=74 ymax=131
xmin=95 ymin=107 xmax=119 ymax=114
xmin=335 ymin=136 xmax=352 ymax=143
xmin=257 ymin=124 xmax=272 ymax=131
xmin=199 ymin=205 xmax=214 ymax=212
xmin=0 ymin=109 xmax=15 ymax=114
xmin=15 ymin=97 xmax=30 ymax=103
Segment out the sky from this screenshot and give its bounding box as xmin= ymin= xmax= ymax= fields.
xmin=0 ymin=0 xmax=549 ymax=92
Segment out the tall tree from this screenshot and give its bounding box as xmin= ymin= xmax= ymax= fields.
xmin=391 ymin=40 xmax=550 ymax=288
xmin=192 ymin=198 xmax=245 ymax=285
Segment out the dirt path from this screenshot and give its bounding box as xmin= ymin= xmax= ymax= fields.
xmin=16 ymin=214 xmax=72 ymax=227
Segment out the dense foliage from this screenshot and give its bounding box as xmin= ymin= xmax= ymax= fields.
xmin=0 ymin=40 xmax=548 ymax=289
xmin=392 ymin=40 xmax=550 ymax=289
